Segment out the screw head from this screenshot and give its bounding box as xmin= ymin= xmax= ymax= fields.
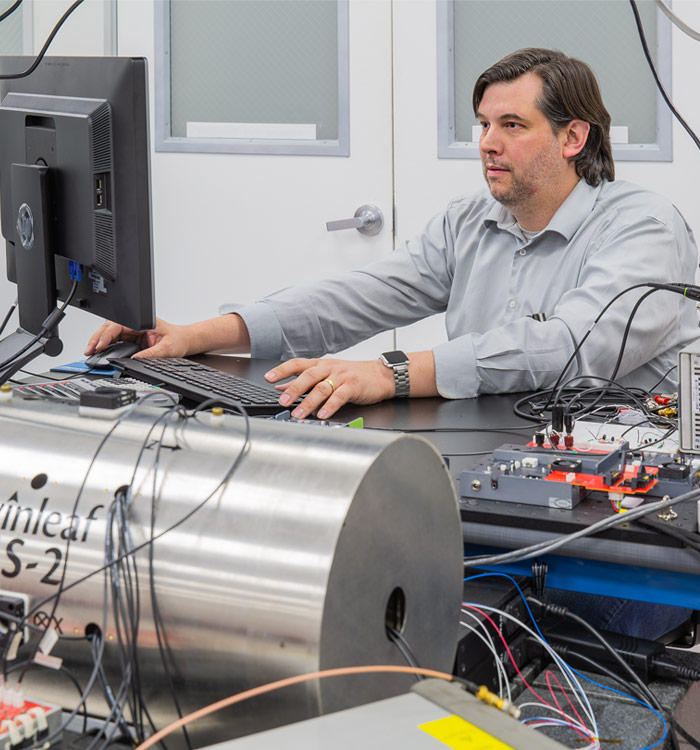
xmin=471 ymin=479 xmax=482 ymax=491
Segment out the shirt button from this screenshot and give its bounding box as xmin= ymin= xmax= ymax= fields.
xmin=509 ymin=299 xmax=516 ymax=309
xmin=519 ymin=248 xmax=527 ymax=256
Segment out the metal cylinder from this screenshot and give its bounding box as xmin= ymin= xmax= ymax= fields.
xmin=0 ymin=397 xmax=462 ymax=744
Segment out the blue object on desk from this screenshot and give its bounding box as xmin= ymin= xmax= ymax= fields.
xmin=466 ymin=544 xmax=700 ymax=609
xmin=50 ymin=360 xmax=118 ymax=377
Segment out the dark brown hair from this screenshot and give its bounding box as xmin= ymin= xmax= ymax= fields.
xmin=472 ymin=48 xmax=614 ymax=186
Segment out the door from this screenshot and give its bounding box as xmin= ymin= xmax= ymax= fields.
xmin=118 ymin=0 xmax=396 ymax=361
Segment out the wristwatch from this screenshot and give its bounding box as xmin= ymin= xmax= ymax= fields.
xmin=380 ymin=350 xmax=410 ymax=397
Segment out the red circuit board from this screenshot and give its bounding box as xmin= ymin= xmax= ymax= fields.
xmin=545 ymin=465 xmax=658 ymax=494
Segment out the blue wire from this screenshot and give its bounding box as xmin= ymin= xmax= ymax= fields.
xmin=463 ymin=572 xmax=668 ymax=750
xmin=567 ymin=667 xmax=667 ymax=750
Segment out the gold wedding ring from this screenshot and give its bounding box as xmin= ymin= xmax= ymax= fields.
xmin=323 ymin=378 xmax=336 ymax=393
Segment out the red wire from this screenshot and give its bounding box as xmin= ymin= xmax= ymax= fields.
xmin=545 ymin=669 xmax=590 ymax=740
xmin=464 ymin=604 xmax=590 ymax=741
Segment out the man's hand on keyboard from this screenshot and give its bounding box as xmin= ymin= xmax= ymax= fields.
xmin=85 ymin=317 xmax=192 ymax=360
xmin=264 ymin=357 xmax=396 ymax=419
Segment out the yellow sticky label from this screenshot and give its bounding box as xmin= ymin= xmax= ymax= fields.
xmin=419 ymin=715 xmax=516 ymax=749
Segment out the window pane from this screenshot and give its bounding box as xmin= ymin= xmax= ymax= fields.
xmin=0 ymin=0 xmax=23 ymax=55
xmin=169 ymin=0 xmax=339 ymax=143
xmin=440 ymin=0 xmax=670 ymax=159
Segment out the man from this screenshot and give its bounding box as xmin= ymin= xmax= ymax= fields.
xmin=87 ymin=48 xmax=698 ymax=424
xmin=87 ymin=48 xmax=697 ymax=639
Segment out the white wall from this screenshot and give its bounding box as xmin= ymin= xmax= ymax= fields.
xmin=616 ymin=0 xmax=700 ymax=236
xmin=2 ymin=0 xmax=700 ymax=370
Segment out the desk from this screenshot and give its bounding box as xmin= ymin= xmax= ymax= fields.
xmin=196 ymin=354 xmax=700 ymax=610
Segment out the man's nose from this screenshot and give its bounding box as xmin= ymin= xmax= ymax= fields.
xmin=480 ymin=127 xmax=502 ymax=154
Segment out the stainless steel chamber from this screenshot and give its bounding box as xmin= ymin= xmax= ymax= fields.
xmin=0 ymin=396 xmax=463 ymax=744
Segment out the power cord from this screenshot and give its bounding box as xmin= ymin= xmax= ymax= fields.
xmin=0 ymin=0 xmax=21 ymax=24
xmin=0 ymin=0 xmax=87 ymax=80
xmin=629 ymin=0 xmax=700 ymax=150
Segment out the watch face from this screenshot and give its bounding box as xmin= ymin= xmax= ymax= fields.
xmin=381 ymin=350 xmax=408 ymax=366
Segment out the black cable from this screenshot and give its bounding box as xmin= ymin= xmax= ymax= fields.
xmin=672 ymin=717 xmax=700 ymax=750
xmin=365 ymin=424 xmax=544 ymax=434
xmin=0 ymin=299 xmax=17 ymax=337
xmin=13 ymin=393 xmax=130 ymax=684
xmin=388 ymin=626 xmax=421 ymax=668
xmin=629 ymin=0 xmax=700 ymax=150
xmin=146 ymin=423 xmax=193 ymax=750
xmin=447 ymin=450 xmax=494 ymax=457
xmin=0 ymin=0 xmax=87 ymax=80
xmin=560 ymin=287 xmax=661 ymax=420
xmin=545 ymin=642 xmax=650 ymax=704
xmin=627 ymin=422 xmax=677 ymax=451
xmin=555 ymin=378 xmax=676 ymax=442
xmin=530 ymin=597 xmax=680 ymax=750
xmin=386 ymin=626 xmax=422 ymax=681
xmin=103 ymin=407 xmax=188 ymax=748
xmin=553 ymin=291 xmax=674 ymax=422
xmin=104 ymin=497 xmax=141 ymax=743
xmin=89 ymin=630 xmax=132 ymax=742
xmin=0 ymin=0 xmax=22 ymax=24
xmin=633 ymin=516 xmax=700 ymax=556
xmin=543 ymin=283 xmax=662 ymax=414
xmin=647 ymin=364 xmax=678 ymax=395
xmin=609 ymin=288 xmax=660 ymax=385
xmin=534 ymin=283 xmax=700 ymax=423
xmin=0 ymin=279 xmax=79 ymax=375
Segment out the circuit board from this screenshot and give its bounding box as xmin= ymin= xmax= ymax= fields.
xmin=460 ymin=442 xmax=699 ymax=509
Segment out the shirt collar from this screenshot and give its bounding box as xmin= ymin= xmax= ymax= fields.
xmin=484 ymin=179 xmax=603 ymax=240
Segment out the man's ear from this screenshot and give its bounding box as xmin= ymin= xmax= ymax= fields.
xmin=562 ymin=119 xmax=590 ymax=159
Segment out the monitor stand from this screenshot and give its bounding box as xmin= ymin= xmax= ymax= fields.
xmin=0 ymin=328 xmax=62 ymax=384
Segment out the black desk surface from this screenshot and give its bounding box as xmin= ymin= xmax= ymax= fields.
xmin=194 ymin=354 xmax=700 ymax=584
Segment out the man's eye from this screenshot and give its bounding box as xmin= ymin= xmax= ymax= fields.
xmin=505 ymin=122 xmax=522 ymax=129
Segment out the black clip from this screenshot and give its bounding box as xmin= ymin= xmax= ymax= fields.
xmin=531 ymin=560 xmax=548 ymax=601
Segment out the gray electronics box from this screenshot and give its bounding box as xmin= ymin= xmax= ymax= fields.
xmin=213 ymin=680 xmax=565 ymax=750
xmin=679 ymin=340 xmax=700 ymax=452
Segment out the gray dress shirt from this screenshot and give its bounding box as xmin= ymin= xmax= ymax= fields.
xmin=237 ymin=179 xmax=699 ymax=398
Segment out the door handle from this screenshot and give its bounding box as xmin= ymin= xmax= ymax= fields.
xmin=326 ymin=204 xmax=384 ymax=236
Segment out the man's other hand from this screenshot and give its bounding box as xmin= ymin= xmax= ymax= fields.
xmin=264 ymin=357 xmax=397 ymax=419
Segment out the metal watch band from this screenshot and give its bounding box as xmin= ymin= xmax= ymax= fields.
xmin=392 ymin=363 xmax=410 ymax=397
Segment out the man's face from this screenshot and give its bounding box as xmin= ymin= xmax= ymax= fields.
xmin=476 ymin=72 xmax=574 ymax=219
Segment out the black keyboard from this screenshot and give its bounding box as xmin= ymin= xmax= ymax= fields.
xmin=111 ymin=357 xmax=295 ymax=415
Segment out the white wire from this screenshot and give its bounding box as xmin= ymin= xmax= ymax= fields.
xmin=655 ymin=0 xmax=700 ymax=41
xmin=462 ymin=602 xmax=600 ymax=745
xmin=524 ymin=719 xmax=598 ymax=746
xmin=459 ymin=620 xmax=505 ymax=700
xmin=459 ymin=611 xmax=511 ymax=701
xmin=518 ymin=700 xmax=598 ymax=743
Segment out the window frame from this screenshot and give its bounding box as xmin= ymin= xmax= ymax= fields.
xmin=436 ymin=0 xmax=673 ymax=161
xmin=154 ymin=0 xmax=350 ymax=156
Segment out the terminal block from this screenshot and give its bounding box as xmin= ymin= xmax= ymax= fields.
xmin=0 ymin=694 xmax=62 ymax=750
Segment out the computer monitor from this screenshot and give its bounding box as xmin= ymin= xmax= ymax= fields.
xmin=0 ymin=55 xmax=155 ymax=382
